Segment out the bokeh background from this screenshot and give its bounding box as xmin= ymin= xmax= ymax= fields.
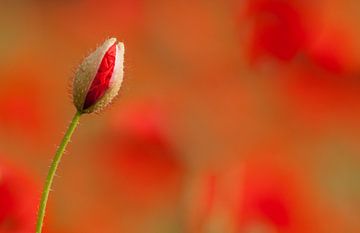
xmin=1 ymin=0 xmax=360 ymax=232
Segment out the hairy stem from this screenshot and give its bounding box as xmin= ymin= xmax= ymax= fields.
xmin=35 ymin=111 xmax=81 ymax=233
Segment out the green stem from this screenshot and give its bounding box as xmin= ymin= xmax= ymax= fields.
xmin=35 ymin=111 xmax=81 ymax=233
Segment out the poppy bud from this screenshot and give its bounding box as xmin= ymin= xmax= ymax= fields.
xmin=73 ymin=38 xmax=125 ymax=114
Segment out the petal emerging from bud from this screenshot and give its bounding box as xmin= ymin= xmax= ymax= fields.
xmin=73 ymin=38 xmax=124 ymax=114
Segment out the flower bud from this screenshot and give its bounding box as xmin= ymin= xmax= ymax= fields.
xmin=73 ymin=38 xmax=124 ymax=114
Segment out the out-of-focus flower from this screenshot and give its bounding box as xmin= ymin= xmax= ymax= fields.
xmin=245 ymin=0 xmax=307 ymax=62
xmin=73 ymin=38 xmax=124 ymax=114
xmin=89 ymin=101 xmax=183 ymax=232
xmin=233 ymin=151 xmax=333 ymax=233
xmin=0 ymin=158 xmax=38 ymax=233
xmin=243 ymin=0 xmax=359 ymax=75
xmin=305 ymin=26 xmax=356 ymax=75
xmin=101 ymin=101 xmax=183 ymax=206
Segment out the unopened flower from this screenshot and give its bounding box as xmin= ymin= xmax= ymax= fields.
xmin=36 ymin=37 xmax=126 ymax=233
xmin=73 ymin=38 xmax=125 ymax=114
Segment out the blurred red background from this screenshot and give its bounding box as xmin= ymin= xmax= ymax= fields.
xmin=1 ymin=0 xmax=360 ymax=232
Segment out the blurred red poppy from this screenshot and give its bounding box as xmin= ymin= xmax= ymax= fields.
xmin=100 ymin=101 xmax=184 ymax=207
xmin=245 ymin=0 xmax=307 ymax=62
xmin=243 ymin=0 xmax=358 ymax=75
xmin=0 ymin=158 xmax=38 ymax=233
xmin=234 ymin=151 xmax=324 ymax=233
xmin=305 ymin=26 xmax=356 ymax=75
